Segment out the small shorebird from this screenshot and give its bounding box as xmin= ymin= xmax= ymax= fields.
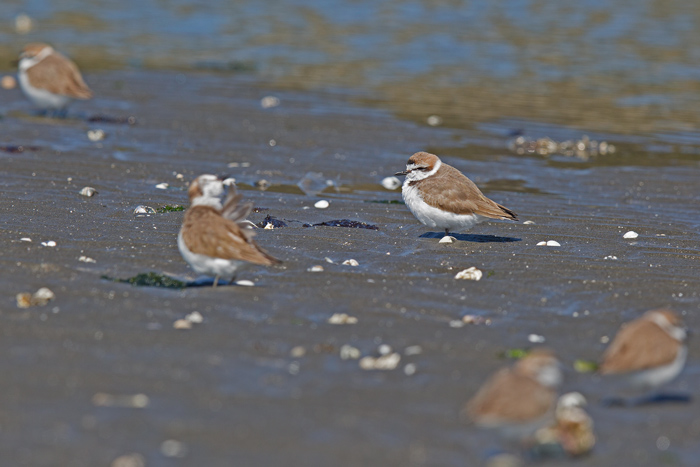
xmin=178 ymin=174 xmax=281 ymax=286
xmin=600 ymin=309 xmax=688 ymax=400
xmin=17 ymin=42 xmax=92 ymax=115
xmin=395 ymin=152 xmax=518 ymax=236
xmin=465 ymin=348 xmax=562 ymax=441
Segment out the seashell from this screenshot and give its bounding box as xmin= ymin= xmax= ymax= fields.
xmin=87 ymin=129 xmax=106 ymax=141
xmin=439 ymin=235 xmax=456 ymax=244
xmin=155 ymin=183 xmax=169 ymax=190
xmin=79 ymin=256 xmax=96 ymax=263
xmin=378 ymin=344 xmax=392 ymax=355
xmin=175 ymin=173 xmax=184 ymax=180
xmin=41 ymin=241 xmax=56 ymax=247
xmin=537 ymin=241 xmax=547 ymax=246
xmin=290 ymin=346 xmax=306 ymax=358
xmin=523 ymin=220 xmax=535 ymax=225
xmin=623 ymin=231 xmax=638 ymax=239
xmin=307 ymin=265 xmax=324 ymax=272
xmin=604 ymin=255 xmax=618 ymax=260
xmin=33 ymin=287 xmax=55 ymax=302
xmin=20 ymin=237 xmax=31 ymax=242
xmin=381 ymin=176 xmax=401 ymax=190
xmin=173 ymin=319 xmax=192 ymax=330
xmin=359 ymin=352 xmax=401 ymax=370
xmin=260 ymin=96 xmax=280 ymax=109
xmin=16 ymin=293 xmax=32 ymax=308
xmin=327 ymin=313 xmax=358 ymax=324
xmin=547 ymin=240 xmax=560 ymax=247
xmin=79 ymin=186 xmax=97 ymax=197
xmin=404 ymin=363 xmax=417 ymax=376
xmin=235 ymin=280 xmax=255 ymax=287
xmin=528 ymin=333 xmax=546 ymax=343
xmin=264 ymin=223 xmax=274 ymax=230
xmin=185 ymin=311 xmax=203 ymax=324
xmin=133 ymin=205 xmax=156 ymax=215
xmin=342 ymin=259 xmax=359 ymax=266
xmin=454 ymin=267 xmax=482 ymax=281
xmin=110 ymin=452 xmax=146 ymax=467
xmin=340 ymin=345 xmax=361 ymax=360
xmin=426 ymin=115 xmax=442 ymax=126
xmin=314 ymin=200 xmax=330 ymax=209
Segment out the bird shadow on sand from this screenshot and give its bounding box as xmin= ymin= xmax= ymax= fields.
xmin=601 ymin=392 xmax=692 ymax=407
xmin=419 ymin=232 xmax=521 ymax=243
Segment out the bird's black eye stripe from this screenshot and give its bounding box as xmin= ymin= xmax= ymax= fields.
xmin=418 ymin=167 xmax=428 ymax=171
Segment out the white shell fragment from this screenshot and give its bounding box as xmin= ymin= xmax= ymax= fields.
xmin=327 ymin=313 xmax=358 ymax=324
xmin=426 ymin=115 xmax=442 ymax=126
xmin=155 ymin=183 xmax=169 ymax=190
xmin=449 ymin=320 xmax=465 ymax=328
xmin=314 ymin=200 xmax=330 ymax=209
xmin=290 ymin=346 xmax=306 ymax=358
xmin=260 ymin=96 xmax=280 ymax=109
xmin=173 ymin=319 xmax=192 ymax=330
xmin=623 ymin=231 xmax=639 ymax=239
xmin=454 ymin=267 xmax=483 ymax=281
xmin=185 ymin=311 xmax=203 ymax=324
xmin=381 ymin=176 xmax=401 ymax=190
xmin=462 ymin=314 xmax=491 ymax=325
xmin=87 ymin=129 xmax=106 ymax=141
xmin=16 ymin=287 xmax=55 ymax=308
xmin=92 ymin=393 xmax=150 ymax=408
xmin=79 ymin=256 xmax=96 ymax=263
xmin=404 ymin=345 xmax=423 ymax=356
xmin=110 ymin=453 xmax=146 ymax=467
xmin=133 ymin=205 xmax=156 ymax=215
xmin=404 ymin=363 xmax=417 ymax=376
xmin=528 ymin=333 xmax=546 ymax=343
xmin=264 ymin=223 xmax=274 ymax=230
xmin=308 ymin=265 xmax=324 ymax=272
xmin=523 ymin=220 xmax=536 ymax=225
xmin=235 ymin=280 xmax=255 ymax=287
xmin=378 ymin=344 xmax=392 ymax=355
xmin=604 ymin=255 xmax=618 ymax=260
xmin=41 ymin=241 xmax=56 ymax=247
xmin=342 ymin=259 xmax=359 ymax=266
xmin=79 ymin=186 xmax=97 ymax=197
xmin=359 ymin=352 xmax=401 ymax=370
xmin=20 ymin=237 xmax=32 ymax=242
xmin=439 ymin=235 xmax=456 ymax=244
xmin=340 ymin=345 xmax=361 ymax=360
xmin=537 ymin=240 xmax=560 ymax=246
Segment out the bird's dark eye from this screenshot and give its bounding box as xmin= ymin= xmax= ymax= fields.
xmin=418 ymin=167 xmax=428 ymax=171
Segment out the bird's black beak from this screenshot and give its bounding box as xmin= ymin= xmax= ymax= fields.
xmin=395 ymin=170 xmax=408 ymax=176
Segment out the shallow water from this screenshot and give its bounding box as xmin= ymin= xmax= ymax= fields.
xmin=1 ymin=1 xmax=700 ymax=466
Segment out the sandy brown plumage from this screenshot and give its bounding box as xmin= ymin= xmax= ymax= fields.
xmin=180 ymin=205 xmax=280 ymax=266
xmin=600 ymin=310 xmax=682 ymax=374
xmin=23 ymin=43 xmax=92 ymax=99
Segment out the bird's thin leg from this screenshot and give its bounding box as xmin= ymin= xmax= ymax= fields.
xmin=212 ymin=276 xmax=219 ymax=287
xmin=228 ymin=276 xmax=237 ymax=285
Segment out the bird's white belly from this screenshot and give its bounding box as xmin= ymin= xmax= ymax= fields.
xmin=178 ymin=232 xmax=245 ymax=280
xmin=630 ymin=346 xmax=687 ymax=388
xmin=18 ymin=71 xmax=72 ymax=110
xmin=402 ymin=183 xmax=484 ymax=231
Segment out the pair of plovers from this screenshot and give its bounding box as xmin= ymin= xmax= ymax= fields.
xmin=466 ymin=309 xmax=688 ymax=442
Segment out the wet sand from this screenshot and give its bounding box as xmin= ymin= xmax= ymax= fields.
xmin=1 ymin=71 xmax=700 ymax=466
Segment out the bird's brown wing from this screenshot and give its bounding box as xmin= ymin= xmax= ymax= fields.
xmin=27 ymin=52 xmax=92 ymax=99
xmin=181 ymin=207 xmax=280 ymax=265
xmin=465 ymin=368 xmax=554 ymax=424
xmin=600 ymin=320 xmax=679 ymax=374
xmin=221 ymin=187 xmax=256 ymax=241
xmin=416 ymin=165 xmax=517 ymax=220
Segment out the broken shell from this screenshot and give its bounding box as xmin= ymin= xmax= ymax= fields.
xmin=623 ymin=231 xmax=638 ymax=239
xmin=260 ymin=96 xmax=280 ymax=109
xmin=41 ymin=241 xmax=56 ymax=247
xmin=79 ymin=256 xmax=96 ymax=263
xmin=327 ymin=313 xmax=358 ymax=324
xmin=16 ymin=293 xmax=32 ymax=308
xmin=426 ymin=115 xmax=442 ymax=126
xmin=404 ymin=363 xmax=417 ymax=376
xmin=20 ymin=237 xmax=31 ymax=242
xmin=380 ymin=176 xmax=401 ymax=190
xmin=342 ymin=259 xmax=359 ymax=266
xmin=290 ymin=346 xmax=306 ymax=358
xmin=462 ymin=314 xmax=489 ymax=325
xmin=536 ymin=241 xmax=547 ymax=246
xmin=340 ymin=344 xmax=361 ymax=360
xmin=604 ymin=255 xmax=618 ymax=260
xmin=308 ymin=265 xmax=324 ymax=272
xmin=439 ymin=235 xmax=456 ymax=244
xmin=185 ymin=311 xmax=203 ymax=324
xmin=359 ymin=352 xmax=401 ymax=370
xmin=1 ymin=75 xmax=17 ymax=89
xmin=133 ymin=205 xmax=156 ymax=215
xmin=314 ymin=200 xmax=330 ymax=209
xmin=87 ymin=129 xmax=106 ymax=141
xmin=173 ymin=319 xmax=192 ymax=330
xmin=79 ymin=186 xmax=97 ymax=197
xmin=378 ymin=344 xmax=392 ymax=355
xmin=523 ymin=220 xmax=536 ymax=225
xmin=264 ymin=223 xmax=274 ymax=230
xmin=547 ymin=240 xmax=561 ymax=247
xmin=454 ymin=267 xmax=483 ymax=281
xmin=528 ymin=333 xmax=546 ymax=343
xmin=111 ymin=453 xmax=146 ymax=467
xmin=155 ymin=183 xmax=169 ymax=190
xmin=235 ymin=280 xmax=255 ymax=287
xmin=34 ymin=287 xmax=55 ymax=302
